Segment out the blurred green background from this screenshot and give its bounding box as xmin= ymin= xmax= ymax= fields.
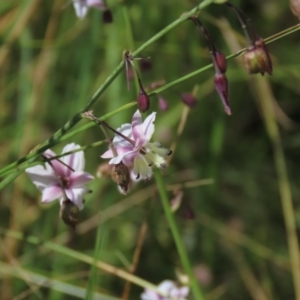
xmin=0 ymin=0 xmax=300 ymax=299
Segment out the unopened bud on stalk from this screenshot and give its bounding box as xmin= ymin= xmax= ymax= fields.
xmin=111 ymin=162 xmax=130 ymax=194
xmin=214 ymin=51 xmax=227 ymax=74
xmin=180 ymin=93 xmax=197 ymax=107
xmin=137 ymin=88 xmax=150 ymax=112
xmin=214 ymin=73 xmax=231 ymax=115
xmin=290 ymin=0 xmax=300 ymax=17
xmin=158 ymin=96 xmax=168 ymax=111
xmin=60 ymin=199 xmax=79 ymax=229
xmin=102 ymin=9 xmax=113 ymax=23
xmin=254 ymin=38 xmax=272 ymax=75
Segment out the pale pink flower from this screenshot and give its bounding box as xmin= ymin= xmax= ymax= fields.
xmin=72 ymin=0 xmax=107 ymax=19
xmin=26 ymin=143 xmax=94 ymax=210
xmin=101 ymin=110 xmax=171 ymax=180
xmin=141 ymin=280 xmax=189 ymax=300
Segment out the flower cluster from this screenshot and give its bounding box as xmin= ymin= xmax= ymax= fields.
xmin=141 ymin=280 xmax=189 ymax=300
xmin=26 ymin=144 xmax=94 ymax=226
xmin=72 ymin=0 xmax=112 ymax=22
xmin=101 ymin=110 xmax=171 ymax=182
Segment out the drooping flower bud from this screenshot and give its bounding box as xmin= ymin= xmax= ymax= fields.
xmin=158 ymin=96 xmax=168 ymax=111
xmin=180 ymin=93 xmax=197 ymax=107
xmin=60 ymin=199 xmax=79 ymax=229
xmin=290 ymin=0 xmax=300 ymax=17
xmin=111 ymin=162 xmax=131 ymax=194
xmin=214 ymin=73 xmax=231 ymax=115
xmin=137 ymin=88 xmax=150 ymax=112
xmin=214 ymin=50 xmax=227 ymax=74
xmin=139 ymin=59 xmax=152 ymax=72
xmin=102 ymin=9 xmax=113 ymax=23
xmin=170 ymin=190 xmax=183 ymax=212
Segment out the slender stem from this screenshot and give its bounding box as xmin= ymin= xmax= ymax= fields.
xmin=0 ymin=0 xmax=214 ymax=177
xmin=154 ymin=170 xmax=205 ymax=300
xmin=0 ymin=228 xmax=168 ymax=298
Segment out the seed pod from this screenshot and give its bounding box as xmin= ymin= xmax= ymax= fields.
xmin=111 ymin=162 xmax=131 ymax=194
xmin=243 ymin=39 xmax=273 ymax=76
xmin=60 ymin=199 xmax=79 ymax=229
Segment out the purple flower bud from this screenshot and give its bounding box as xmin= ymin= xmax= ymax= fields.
xmin=180 ymin=93 xmax=197 ymax=107
xmin=137 ymin=89 xmax=150 ymax=112
xmin=214 ymin=73 xmax=231 ymax=115
xmin=158 ymin=96 xmax=168 ymax=111
xmin=214 ymin=51 xmax=227 ymax=73
xmin=139 ymin=59 xmax=152 ymax=72
xmin=102 ymin=9 xmax=113 ymax=23
xmin=290 ymin=0 xmax=300 ymax=17
xmin=60 ymin=199 xmax=79 ymax=229
xmin=111 ymin=162 xmax=131 ymax=194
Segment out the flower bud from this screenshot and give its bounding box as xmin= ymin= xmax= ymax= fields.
xmin=111 ymin=162 xmax=131 ymax=194
xmin=254 ymin=38 xmax=272 ymax=75
xmin=137 ymin=89 xmax=150 ymax=112
xmin=102 ymin=9 xmax=113 ymax=23
xmin=290 ymin=0 xmax=300 ymax=17
xmin=60 ymin=199 xmax=79 ymax=229
xmin=214 ymin=73 xmax=231 ymax=115
xmin=158 ymin=96 xmax=168 ymax=111
xmin=139 ymin=59 xmax=152 ymax=72
xmin=214 ymin=51 xmax=227 ymax=73
xmin=180 ymin=93 xmax=197 ymax=107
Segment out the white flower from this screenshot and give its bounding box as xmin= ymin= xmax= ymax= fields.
xmin=101 ymin=110 xmax=171 ymax=180
xmin=141 ymin=280 xmax=189 ymax=300
xmin=72 ymin=0 xmax=107 ymax=19
xmin=26 ymin=143 xmax=94 ymax=210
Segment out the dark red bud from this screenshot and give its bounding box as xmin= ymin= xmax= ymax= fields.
xmin=137 ymin=89 xmax=150 ymax=112
xmin=158 ymin=96 xmax=168 ymax=111
xmin=290 ymin=0 xmax=300 ymax=17
xmin=59 ymin=199 xmax=79 ymax=229
xmin=139 ymin=59 xmax=152 ymax=72
xmin=214 ymin=73 xmax=231 ymax=115
xmin=111 ymin=162 xmax=131 ymax=194
xmin=102 ymin=9 xmax=113 ymax=23
xmin=180 ymin=93 xmax=197 ymax=107
xmin=214 ymin=51 xmax=227 ymax=73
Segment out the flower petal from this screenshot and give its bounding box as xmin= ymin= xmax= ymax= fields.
xmin=69 ymin=171 xmax=94 ymax=187
xmin=131 ymin=110 xmax=144 ymax=142
xmin=73 ymin=0 xmax=89 ymax=19
xmin=61 ymin=143 xmax=85 ymax=175
xmin=26 ymin=165 xmax=56 ymax=191
xmin=86 ymin=0 xmax=106 ymax=9
xmin=113 ymin=123 xmax=133 ymax=148
xmin=65 ymin=188 xmax=85 ymax=210
xmin=140 ymin=289 xmax=161 ymax=300
xmin=142 ymin=112 xmax=156 ymax=140
xmin=41 ymin=185 xmax=62 ymax=203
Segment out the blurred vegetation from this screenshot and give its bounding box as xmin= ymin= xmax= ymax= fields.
xmin=0 ymin=0 xmax=300 ymax=299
